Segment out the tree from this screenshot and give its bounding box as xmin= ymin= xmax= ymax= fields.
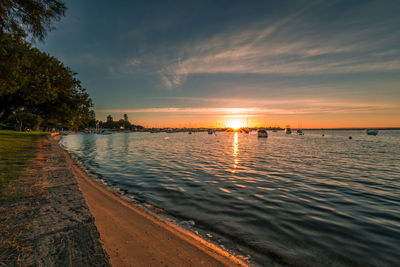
xmin=117 ymin=119 xmax=125 ymax=129
xmin=88 ymin=110 xmax=96 ymax=128
xmin=0 ymin=33 xmax=92 ymax=129
xmin=106 ymin=115 xmax=113 ymax=123
xmin=5 ymin=109 xmax=39 ymax=131
xmin=34 ymin=77 xmax=92 ymax=130
xmin=97 ymin=114 xmax=144 ymax=131
xmin=0 ymin=0 xmax=66 ymax=41
xmin=0 ymin=1 xmax=93 ymax=131
xmin=104 ymin=115 xmax=114 ymax=129
xmin=123 ymin=113 xmax=131 ymax=129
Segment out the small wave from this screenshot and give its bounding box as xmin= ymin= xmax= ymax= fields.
xmin=219 ymin=187 xmax=231 ymax=193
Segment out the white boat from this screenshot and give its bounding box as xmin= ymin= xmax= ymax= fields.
xmin=257 ymin=129 xmax=268 ymax=138
xmin=365 ymin=129 xmax=379 ymax=136
xmin=297 ymin=129 xmax=304 ymax=135
xmin=284 ymin=127 xmax=292 ymax=134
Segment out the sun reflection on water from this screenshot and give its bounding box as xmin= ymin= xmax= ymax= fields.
xmin=232 ymin=132 xmax=239 ymax=173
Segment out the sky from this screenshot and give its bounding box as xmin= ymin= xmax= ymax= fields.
xmin=37 ymin=0 xmax=400 ymax=128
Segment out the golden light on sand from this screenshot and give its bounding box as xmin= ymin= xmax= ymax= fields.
xmin=227 ymin=119 xmax=245 ymax=130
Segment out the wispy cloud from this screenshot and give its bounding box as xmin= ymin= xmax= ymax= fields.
xmin=97 ymin=107 xmax=260 ymax=114
xmin=126 ymin=58 xmax=141 ymax=67
xmin=158 ymin=59 xmax=187 ymax=89
xmin=158 ymin=7 xmax=400 ymax=88
xmin=96 ymin=98 xmax=397 ymax=116
xmin=108 ymin=57 xmax=142 ymax=75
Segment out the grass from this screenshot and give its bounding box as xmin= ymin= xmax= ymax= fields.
xmin=0 ymin=130 xmax=48 ymax=200
xmin=0 ymin=130 xmax=49 ymax=136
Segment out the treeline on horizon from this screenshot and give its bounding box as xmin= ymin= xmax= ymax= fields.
xmin=97 ymin=114 xmax=144 ymax=130
xmin=0 ymin=0 xmax=95 ymax=131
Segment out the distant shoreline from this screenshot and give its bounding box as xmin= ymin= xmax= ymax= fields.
xmin=287 ymin=127 xmax=400 ymax=130
xmin=70 ymin=127 xmax=400 ymax=134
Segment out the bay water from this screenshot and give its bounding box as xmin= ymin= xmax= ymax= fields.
xmin=61 ymin=130 xmax=400 ymax=266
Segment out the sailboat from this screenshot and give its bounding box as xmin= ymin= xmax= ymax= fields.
xmin=296 ymin=121 xmax=304 ymax=135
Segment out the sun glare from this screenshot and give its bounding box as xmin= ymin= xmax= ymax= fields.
xmin=227 ymin=119 xmax=245 ymax=130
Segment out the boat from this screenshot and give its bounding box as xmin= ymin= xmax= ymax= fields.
xmin=365 ymin=129 xmax=379 ymax=136
xmin=296 ymin=129 xmax=304 ymax=135
xmin=208 ymin=129 xmax=214 ymax=134
xmin=257 ymin=129 xmax=268 ymax=138
xmin=284 ymin=127 xmax=292 ymax=134
xmin=97 ymin=130 xmax=112 ymax=135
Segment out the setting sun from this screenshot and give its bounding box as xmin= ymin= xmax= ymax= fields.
xmin=227 ymin=119 xmax=245 ymax=130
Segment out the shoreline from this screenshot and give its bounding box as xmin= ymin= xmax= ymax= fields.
xmin=60 ymin=137 xmax=247 ymax=267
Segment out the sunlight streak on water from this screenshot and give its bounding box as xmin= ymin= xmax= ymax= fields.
xmin=232 ymin=132 xmax=239 ymax=173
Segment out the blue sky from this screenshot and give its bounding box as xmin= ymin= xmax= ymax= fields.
xmin=37 ymin=0 xmax=400 ymax=127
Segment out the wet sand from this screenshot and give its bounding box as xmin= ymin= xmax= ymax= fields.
xmin=64 ymin=140 xmax=246 ymax=267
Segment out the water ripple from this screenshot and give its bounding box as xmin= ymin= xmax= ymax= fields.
xmin=61 ymin=130 xmax=400 ymax=266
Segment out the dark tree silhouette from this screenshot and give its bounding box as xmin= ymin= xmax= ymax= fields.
xmin=0 ymin=0 xmax=66 ymax=41
xmin=0 ymin=34 xmax=92 ymax=129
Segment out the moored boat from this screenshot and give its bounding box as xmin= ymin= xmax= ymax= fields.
xmin=257 ymin=129 xmax=268 ymax=138
xmin=365 ymin=129 xmax=379 ymax=136
xmin=284 ymin=127 xmax=292 ymax=134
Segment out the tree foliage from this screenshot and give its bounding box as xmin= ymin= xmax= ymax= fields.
xmin=99 ymin=114 xmax=143 ymax=130
xmin=0 ymin=33 xmax=92 ymax=130
xmin=88 ymin=110 xmax=96 ymax=128
xmin=0 ymin=0 xmax=94 ymax=131
xmin=0 ymin=0 xmax=66 ymax=41
xmin=3 ymin=110 xmax=39 ymax=130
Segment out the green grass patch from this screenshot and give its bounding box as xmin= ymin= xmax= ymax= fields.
xmin=0 ymin=130 xmax=49 ymax=136
xmin=0 ymin=131 xmax=46 ymax=200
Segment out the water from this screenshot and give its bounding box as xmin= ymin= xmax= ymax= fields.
xmin=61 ymin=130 xmax=400 ymax=266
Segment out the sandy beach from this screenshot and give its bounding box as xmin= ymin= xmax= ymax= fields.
xmin=64 ymin=138 xmax=246 ymax=267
